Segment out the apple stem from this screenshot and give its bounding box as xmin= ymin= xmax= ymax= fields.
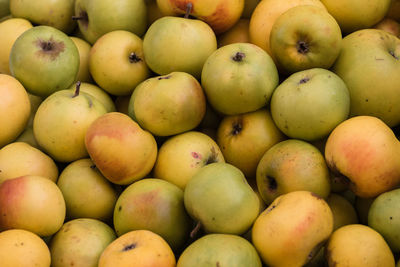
xmin=232 ymin=52 xmax=245 ymax=62
xmin=73 ymin=81 xmax=81 ymax=98
xmin=184 ymin=2 xmax=193 ymax=18
xmin=190 ymin=221 xmax=202 ymax=239
xmin=72 ymin=15 xmax=84 ymax=20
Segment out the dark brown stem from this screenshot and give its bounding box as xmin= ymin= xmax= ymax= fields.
xmin=190 ymin=221 xmax=202 ymax=239
xmin=73 ymin=81 xmax=81 ymax=98
xmin=184 ymin=2 xmax=193 ymax=19
xmin=71 ymin=15 xmax=84 ymax=20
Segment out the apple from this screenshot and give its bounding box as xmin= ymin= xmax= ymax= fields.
xmin=0 ymin=18 xmax=32 ymax=75
xmin=331 ymin=29 xmax=400 ymax=127
xmin=320 ymin=0 xmax=392 ymax=34
xmin=145 ymin=0 xmax=164 ymax=25
xmin=56 ymin=158 xmax=119 ymax=222
xmin=326 ymin=193 xmax=358 ymax=231
xmin=217 ymin=19 xmax=250 ymax=48
xmin=85 ymin=112 xmax=158 ymax=185
xmin=153 ymin=131 xmax=225 ymax=189
xmin=201 ymin=42 xmax=279 ymax=115
xmin=89 ymin=30 xmax=150 ymax=96
xmin=0 ymin=0 xmax=10 ymax=19
xmin=10 ymin=0 xmax=76 ymax=33
xmin=156 ymin=0 xmax=244 ymax=34
xmin=0 ymin=142 xmax=58 ymax=185
xmin=33 ymin=83 xmax=108 ymax=162
xmin=70 ymin=36 xmax=93 ymax=83
xmin=0 ymin=175 xmax=66 ymax=237
xmin=74 ymin=0 xmax=147 ymax=44
xmin=15 ymin=127 xmax=39 ymax=149
xmin=217 ymin=108 xmax=285 ymax=179
xmin=128 ymin=72 xmax=206 ymax=137
xmin=269 ymin=5 xmax=342 ymax=74
xmin=387 ymin=0 xmax=400 ymax=22
xmin=373 ymin=18 xmax=400 ymax=38
xmin=0 ymin=74 xmax=31 ymax=148
xmin=9 ymin=25 xmax=80 ymax=97
xmin=241 ymin=0 xmax=259 ymax=19
xmin=270 ymin=68 xmax=350 ymax=141
xmin=142 ymin=16 xmax=217 ymax=79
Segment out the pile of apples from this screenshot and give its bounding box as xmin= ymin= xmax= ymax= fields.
xmin=0 ymin=0 xmax=399 ymax=266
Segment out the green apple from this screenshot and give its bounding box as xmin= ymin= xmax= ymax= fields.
xmin=0 ymin=175 xmax=66 ymax=237
xmin=143 ymin=16 xmax=217 ymax=79
xmin=74 ymin=0 xmax=147 ymax=44
xmin=269 ymin=5 xmax=342 ymax=74
xmin=128 ymin=72 xmax=206 ymax=137
xmin=67 ymin=82 xmax=116 ymax=112
xmin=201 ymin=42 xmax=279 ymax=115
xmin=256 ymin=139 xmax=331 ymax=205
xmin=332 ymin=29 xmax=400 ymax=127
xmin=270 ymin=68 xmax=350 ymax=141
xmin=184 ymin=162 xmax=260 ymax=235
xmin=156 ymin=0 xmax=244 ymax=34
xmin=50 ymin=218 xmax=116 ymax=267
xmin=15 ymin=127 xmax=39 ymax=149
xmin=320 ymin=0 xmax=391 ymax=34
xmin=33 ymin=83 xmax=108 ymax=162
xmin=217 ymin=108 xmax=285 ymax=179
xmin=10 ymin=0 xmax=76 ymax=33
xmin=89 ymin=30 xmax=150 ymax=96
xmin=9 ymin=25 xmax=80 ymax=97
xmin=57 ymin=158 xmax=119 ymax=222
xmin=153 ymin=131 xmax=225 ymax=189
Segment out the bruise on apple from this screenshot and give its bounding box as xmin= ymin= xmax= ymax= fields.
xmin=35 ymin=37 xmax=65 ymax=61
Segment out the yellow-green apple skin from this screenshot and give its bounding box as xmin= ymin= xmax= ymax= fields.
xmin=10 ymin=0 xmax=76 ymax=33
xmin=241 ymin=0 xmax=259 ymax=19
xmin=0 ymin=74 xmax=30 ymax=148
xmin=177 ymin=234 xmax=262 ymax=267
xmin=70 ymin=36 xmax=93 ymax=83
xmin=201 ymin=42 xmax=279 ymax=115
xmin=368 ymin=188 xmax=400 ymax=253
xmin=256 ymin=139 xmax=331 ymax=205
xmin=373 ymin=18 xmax=400 ymax=38
xmin=0 ymin=0 xmax=10 ymax=18
xmin=113 ymin=178 xmax=192 ymax=251
xmin=252 ymin=190 xmax=333 ymax=267
xmin=0 ymin=142 xmax=58 ymax=184
xmin=49 ymin=218 xmax=116 ymax=267
xmin=325 ymin=224 xmax=395 ymax=267
xmin=129 ymin=72 xmax=206 ymax=136
xmin=74 ymin=0 xmax=147 ymax=45
xmin=145 ymin=0 xmax=164 ymax=25
xmin=184 ymin=162 xmax=260 ymax=235
xmin=217 ymin=19 xmax=250 ymax=48
xmin=25 ymin=93 xmax=42 ymax=127
xmin=320 ymin=0 xmax=391 ymax=34
xmin=0 ymin=175 xmax=66 ymax=237
xmin=270 ymin=68 xmax=350 ymax=141
xmin=331 ymin=29 xmax=400 ymax=127
xmin=387 ymin=0 xmax=400 ymax=22
xmin=67 ymin=82 xmax=116 ymax=112
xmin=98 ymin=230 xmax=176 ymax=267
xmin=15 ymin=126 xmax=39 ymax=148
xmin=326 ymin=193 xmax=358 ymax=231
xmin=57 ymin=158 xmax=119 ymax=222
xmin=156 ymin=0 xmax=244 ymax=34
xmin=325 ymin=116 xmax=400 ymax=198
xmin=143 ymin=16 xmax=217 ymax=79
xmin=270 ymin=5 xmax=342 ymax=74
xmin=9 ymin=25 xmax=80 ymax=97
xmin=249 ymin=0 xmax=326 ymax=56
xmin=153 ymin=131 xmax=225 ymax=189
xmin=217 ymin=108 xmax=285 ymax=179
xmin=0 ymin=18 xmax=32 ymax=74
xmin=85 ymin=112 xmax=158 ymax=185
xmin=0 ymin=229 xmax=51 ymax=267
xmin=33 ymin=88 xmax=108 ymax=163
xmin=89 ymin=30 xmax=150 ymax=96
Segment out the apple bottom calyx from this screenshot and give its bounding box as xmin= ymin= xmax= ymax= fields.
xmin=231 ymin=52 xmax=246 ymax=62
xmin=296 ymin=40 xmax=310 ymax=54
xmin=129 ymin=52 xmax=142 ymax=63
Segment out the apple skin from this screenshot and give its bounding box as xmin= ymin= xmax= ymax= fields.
xmin=331 ymin=29 xmax=400 ymax=127
xmin=85 ymin=112 xmax=158 ymax=185
xmin=89 ymin=30 xmax=150 ymax=96
xmin=70 ymin=37 xmax=93 ymax=83
xmin=217 ymin=19 xmax=250 ymax=48
xmin=153 ymin=131 xmax=225 ymax=189
xmin=270 ymin=68 xmax=350 ymax=141
xmin=143 ymin=16 xmax=217 ymax=79
xmin=0 ymin=74 xmax=31 ymax=148
xmin=129 ymin=72 xmax=206 ymax=137
xmin=387 ymin=0 xmax=400 ymax=22
xmin=9 ymin=25 xmax=80 ymax=97
xmin=156 ymin=0 xmax=244 ymax=34
xmin=0 ymin=18 xmax=32 ymax=75
xmin=201 ymin=42 xmax=279 ymax=115
xmin=0 ymin=0 xmax=10 ymax=19
xmin=74 ymin=0 xmax=147 ymax=44
xmin=373 ymin=18 xmax=400 ymax=38
xmin=10 ymin=0 xmax=76 ymax=33
xmin=327 ymin=193 xmax=358 ymax=231
xmin=320 ymin=0 xmax=391 ymax=34
xmin=270 ymin=5 xmax=342 ymax=74
xmin=0 ymin=175 xmax=66 ymax=237
xmin=217 ymin=108 xmax=285 ymax=179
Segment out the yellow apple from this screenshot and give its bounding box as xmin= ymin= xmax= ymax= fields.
xmin=70 ymin=36 xmax=93 ymax=83
xmin=217 ymin=19 xmax=250 ymax=48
